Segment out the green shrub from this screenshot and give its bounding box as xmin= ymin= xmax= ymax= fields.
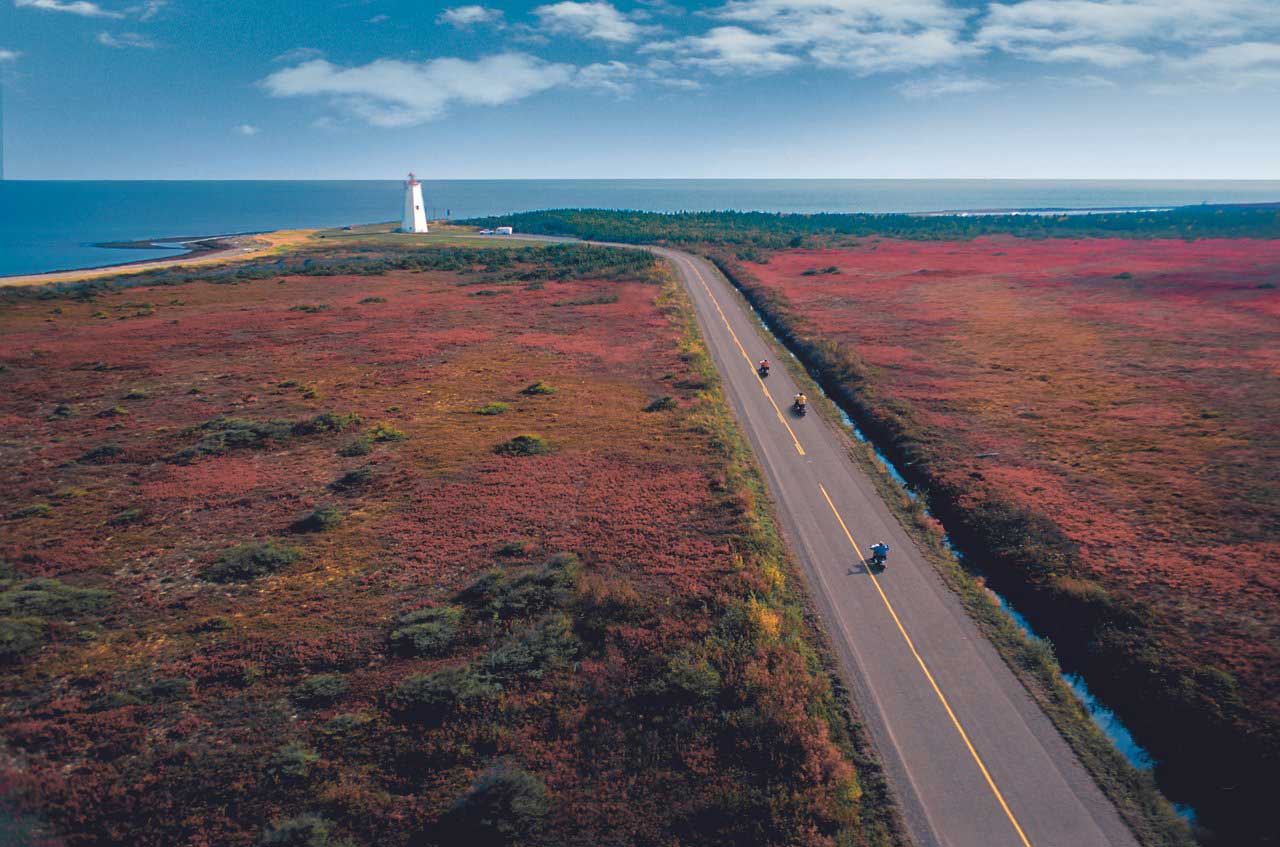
xmin=8 ymin=504 xmax=51 ymax=520
xmin=149 ymin=677 xmax=193 ymax=701
xmin=0 ymin=577 xmax=110 ymax=618
xmin=436 ymin=763 xmax=550 ymax=844
xmin=289 ymin=304 xmax=330 ymax=313
xmin=476 ymin=402 xmax=510 ymax=416
xmin=494 ymin=434 xmax=550 ymax=457
xmin=521 ymin=381 xmax=555 ymax=396
xmin=319 ymin=712 xmax=372 ymax=738
xmin=108 ymin=507 xmax=145 ymax=526
xmin=49 ymin=403 xmax=76 ymax=419
xmin=481 ymin=614 xmax=578 ymax=680
xmin=292 ymin=411 xmax=361 ymax=436
xmin=458 ymin=554 xmax=580 ymax=620
xmin=260 ymin=814 xmax=338 ymax=846
xmin=290 ymin=506 xmax=344 ymax=534
xmin=643 ymin=396 xmax=677 ymax=412
xmin=337 ymin=437 xmax=372 ymax=457
xmin=202 ymin=542 xmax=301 ymax=582
xmin=271 ymin=742 xmax=320 ymax=780
xmin=0 ymin=617 xmax=44 ymax=662
xmin=391 ymin=665 xmax=500 ymax=723
xmin=124 ymin=388 xmax=149 ymax=400
xmin=96 ymin=406 xmax=129 ymax=418
xmin=664 ymin=650 xmax=722 ymax=701
xmin=329 ymin=467 xmax=373 ymax=491
xmin=368 ymin=422 xmax=406 ymax=442
xmin=390 ymin=606 xmax=463 ymax=656
xmin=291 ymin=674 xmax=349 ymax=706
xmin=78 ymin=444 xmax=121 ymax=463
xmin=359 ymin=296 xmax=387 ymax=304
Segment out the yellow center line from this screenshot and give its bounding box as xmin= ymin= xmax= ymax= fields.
xmin=818 ymin=482 xmax=1034 ymax=847
xmin=683 ymin=258 xmax=806 ymax=457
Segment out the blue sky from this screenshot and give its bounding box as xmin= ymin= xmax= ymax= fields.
xmin=2 ymin=0 xmax=1278 ymax=179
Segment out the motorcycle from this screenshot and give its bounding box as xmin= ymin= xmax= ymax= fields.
xmin=758 ymin=364 xmax=771 ymax=378
xmin=793 ymin=400 xmax=807 ymax=417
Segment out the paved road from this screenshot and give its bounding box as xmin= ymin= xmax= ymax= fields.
xmin=650 ymin=246 xmax=1139 ymax=847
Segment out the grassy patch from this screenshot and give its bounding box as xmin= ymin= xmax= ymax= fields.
xmin=202 ymin=542 xmax=302 ymax=582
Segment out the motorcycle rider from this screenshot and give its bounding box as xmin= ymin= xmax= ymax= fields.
xmin=793 ymin=392 xmax=807 ymax=410
xmin=870 ymin=542 xmax=889 ymax=566
xmin=758 ymin=358 xmax=771 ymax=375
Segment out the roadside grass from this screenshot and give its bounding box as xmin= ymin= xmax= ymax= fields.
xmin=714 ymin=256 xmax=1195 ymax=847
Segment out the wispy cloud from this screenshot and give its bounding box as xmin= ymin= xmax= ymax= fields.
xmin=438 ymin=5 xmax=504 ymax=28
xmin=533 ymin=1 xmax=656 ymax=44
xmin=261 ymin=53 xmax=577 ymax=127
xmin=0 ymin=48 xmax=22 ymax=62
xmin=977 ymin=0 xmax=1278 ymax=71
xmin=897 ymin=73 xmax=998 ymax=99
xmin=645 ymin=0 xmax=978 ymax=76
xmin=234 ymin=123 xmax=261 ymax=136
xmin=97 ymin=30 xmax=157 ymax=48
xmin=274 ymin=47 xmax=325 ymax=64
xmin=15 ymin=0 xmax=124 ymax=18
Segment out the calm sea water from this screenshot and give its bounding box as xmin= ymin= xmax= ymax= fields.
xmin=2 ymin=179 xmax=1279 ymax=277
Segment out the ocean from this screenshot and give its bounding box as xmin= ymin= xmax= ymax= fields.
xmin=2 ymin=178 xmax=1279 ymax=277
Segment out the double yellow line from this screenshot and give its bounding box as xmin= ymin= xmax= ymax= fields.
xmin=684 ymin=253 xmax=1033 ymax=847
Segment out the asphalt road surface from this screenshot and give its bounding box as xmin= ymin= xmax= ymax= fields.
xmin=650 ymin=245 xmax=1140 ymax=847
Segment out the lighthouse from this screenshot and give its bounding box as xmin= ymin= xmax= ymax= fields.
xmin=401 ymin=173 xmax=428 ymax=233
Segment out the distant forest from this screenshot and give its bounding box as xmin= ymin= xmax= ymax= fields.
xmin=466 ymin=204 xmax=1280 ymax=247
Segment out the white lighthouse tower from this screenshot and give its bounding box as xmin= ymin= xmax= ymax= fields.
xmin=401 ymin=172 xmax=428 ymax=233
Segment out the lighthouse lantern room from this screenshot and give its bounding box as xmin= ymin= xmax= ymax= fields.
xmin=401 ymin=173 xmax=428 ymax=233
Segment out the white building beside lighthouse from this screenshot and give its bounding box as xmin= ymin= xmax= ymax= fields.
xmin=401 ymin=173 xmax=428 ymax=233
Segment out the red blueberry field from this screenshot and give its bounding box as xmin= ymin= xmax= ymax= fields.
xmin=0 ymin=242 xmax=895 ymax=847
xmin=718 ymin=234 xmax=1279 ymax=835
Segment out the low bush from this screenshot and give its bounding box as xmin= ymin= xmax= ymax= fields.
xmin=390 ymin=665 xmax=501 ymax=724
xmin=434 ymin=762 xmax=551 ymax=845
xmin=148 ymin=677 xmax=193 ymax=701
xmin=494 ymin=434 xmax=550 ymax=457
xmin=476 ymin=402 xmax=510 ymax=416
xmin=7 ymin=504 xmax=51 ymax=520
xmin=0 ymin=577 xmax=111 ymax=618
xmin=480 ymin=613 xmax=578 ymax=680
xmin=290 ymin=506 xmax=344 ymax=534
xmin=358 ymin=297 xmax=387 ymax=304
xmin=77 ymin=444 xmax=121 ymax=463
xmin=271 ymin=742 xmax=320 ymax=781
xmin=521 ymin=381 xmax=555 ymax=396
xmin=663 ymin=650 xmax=722 ymax=701
xmin=643 ymin=396 xmax=677 ymax=412
xmin=329 ymin=467 xmax=373 ymax=492
xmin=0 ymin=617 xmax=44 ymax=662
xmin=259 ymin=814 xmax=339 ymax=846
xmin=291 ymin=674 xmax=349 ymax=706
xmin=458 ymin=554 xmax=580 ymax=620
xmin=390 ymin=606 xmax=463 ymax=656
xmin=202 ymin=542 xmax=301 ymax=582
xmin=95 ymin=406 xmax=129 ymax=418
xmin=368 ymin=422 xmax=406 ymax=442
xmin=108 ymin=507 xmax=145 ymax=526
xmin=288 ymin=304 xmax=330 ymax=313
xmin=337 ymin=437 xmax=372 ymax=457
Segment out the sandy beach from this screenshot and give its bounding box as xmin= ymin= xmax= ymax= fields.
xmin=0 ymin=229 xmax=319 ymax=287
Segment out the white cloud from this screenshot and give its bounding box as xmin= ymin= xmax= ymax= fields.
xmin=1176 ymin=41 xmax=1280 ymax=87
xmin=644 ymin=26 xmax=801 ymax=74
xmin=534 ymin=1 xmax=652 ymax=43
xmin=15 ymin=0 xmax=124 ymax=17
xmin=260 ymin=53 xmax=576 ymax=127
xmin=130 ymin=0 xmax=164 ymax=20
xmin=97 ymin=30 xmax=157 ymax=48
xmin=368 ymin=14 xmax=389 ymax=24
xmin=647 ymin=0 xmax=978 ymax=76
xmin=978 ymin=0 xmax=1279 ymax=71
xmin=573 ymin=60 xmax=638 ymax=95
xmin=438 ymin=5 xmax=504 ymax=27
xmin=896 ymin=73 xmax=999 ymax=98
xmin=234 ymin=124 xmax=261 ymax=136
xmin=274 ymin=48 xmax=325 ymax=64
xmin=0 ymin=49 xmax=20 ymax=63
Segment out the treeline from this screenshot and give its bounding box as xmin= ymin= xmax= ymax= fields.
xmin=465 ymin=204 xmax=1280 ymax=247
xmin=4 ymin=243 xmax=660 ymax=301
